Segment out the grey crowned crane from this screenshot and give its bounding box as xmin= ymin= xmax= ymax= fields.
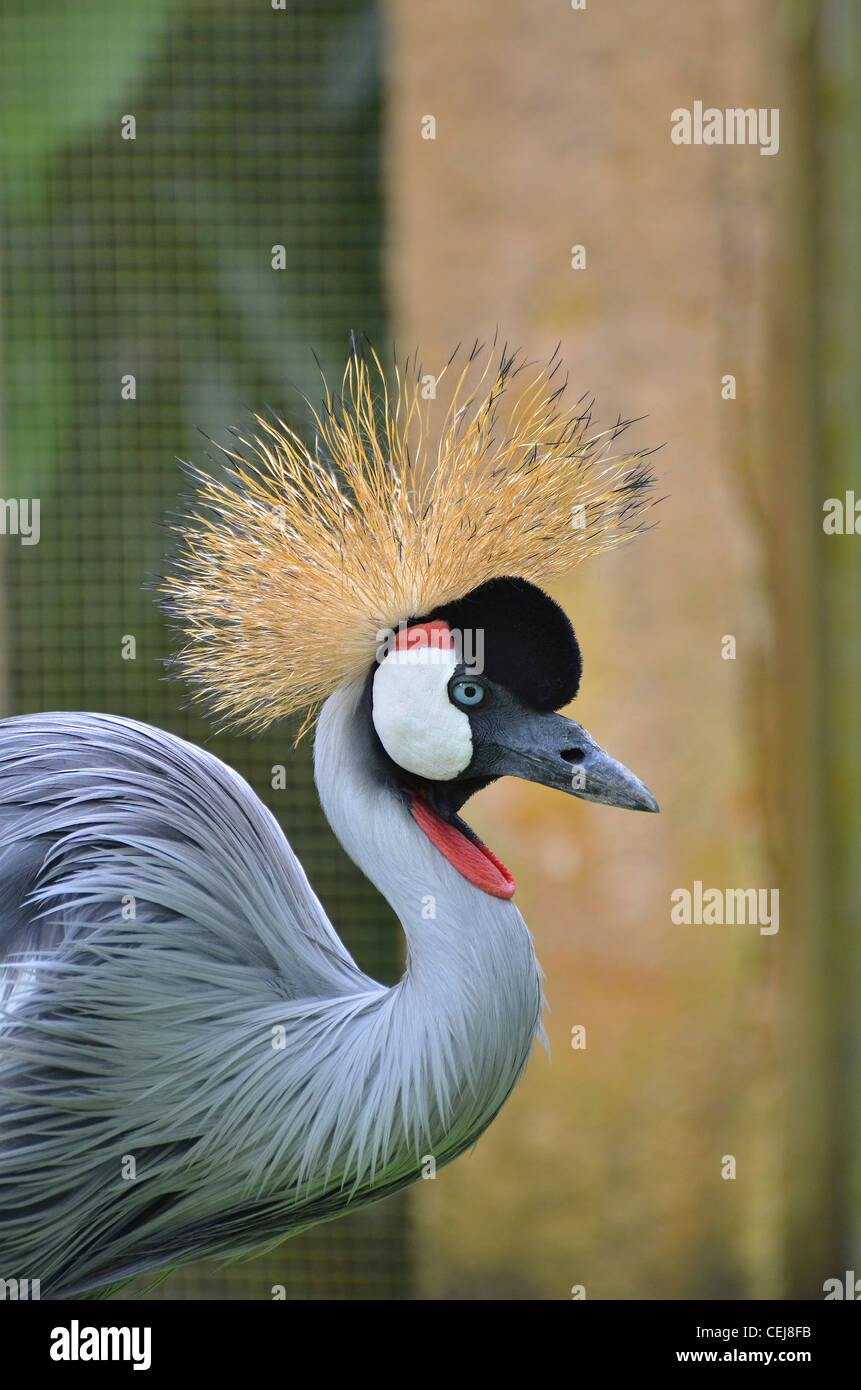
xmin=0 ymin=343 xmax=658 ymax=1297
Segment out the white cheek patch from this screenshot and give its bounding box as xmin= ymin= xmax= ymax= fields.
xmin=372 ymin=641 xmax=473 ymax=780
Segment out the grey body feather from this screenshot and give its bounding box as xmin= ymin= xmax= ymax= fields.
xmin=0 ymin=693 xmax=542 ymax=1297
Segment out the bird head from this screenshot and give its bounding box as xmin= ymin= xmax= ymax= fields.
xmin=368 ymin=575 xmax=657 ymax=899
xmin=162 ymin=337 xmax=660 ymax=901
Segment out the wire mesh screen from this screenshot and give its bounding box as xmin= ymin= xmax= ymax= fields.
xmin=0 ymin=0 xmax=409 ymax=1299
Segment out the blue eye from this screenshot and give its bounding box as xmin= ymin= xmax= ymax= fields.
xmin=450 ymin=679 xmax=485 ymax=708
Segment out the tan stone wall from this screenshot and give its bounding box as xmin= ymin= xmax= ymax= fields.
xmin=387 ymin=0 xmax=798 ymax=1298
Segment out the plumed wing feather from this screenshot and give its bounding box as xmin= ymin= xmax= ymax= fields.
xmin=0 ymin=711 xmax=366 ymax=1004
xmin=0 ymin=713 xmax=387 ymax=1296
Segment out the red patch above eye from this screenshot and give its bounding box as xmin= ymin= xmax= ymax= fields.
xmin=395 ymin=620 xmax=454 ymax=653
xmin=411 ymin=791 xmax=516 ymax=900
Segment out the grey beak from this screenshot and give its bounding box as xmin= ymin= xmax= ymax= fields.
xmin=562 ymin=721 xmax=660 ymax=812
xmin=475 ymin=709 xmax=659 ymax=813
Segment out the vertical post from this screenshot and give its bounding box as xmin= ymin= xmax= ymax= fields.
xmin=817 ymin=0 xmax=861 ymax=1276
xmin=751 ymin=2 xmax=834 ymax=1297
xmin=772 ymin=0 xmax=860 ymax=1295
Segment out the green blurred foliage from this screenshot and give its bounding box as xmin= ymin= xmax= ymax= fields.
xmin=0 ymin=1 xmax=176 ymax=209
xmin=0 ymin=0 xmax=407 ymax=1299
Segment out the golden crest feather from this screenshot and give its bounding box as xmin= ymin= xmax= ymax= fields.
xmin=162 ymin=340 xmax=657 ymax=731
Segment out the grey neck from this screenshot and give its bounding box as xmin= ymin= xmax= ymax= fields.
xmin=313 ymin=679 xmax=544 ymax=1155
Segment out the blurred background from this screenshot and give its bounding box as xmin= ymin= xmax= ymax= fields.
xmin=0 ymin=0 xmax=858 ymax=1299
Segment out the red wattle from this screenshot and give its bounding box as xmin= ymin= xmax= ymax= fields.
xmin=411 ymin=792 xmax=516 ymax=900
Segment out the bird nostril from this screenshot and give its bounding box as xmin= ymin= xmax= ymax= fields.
xmin=560 ymin=747 xmax=585 ymax=764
